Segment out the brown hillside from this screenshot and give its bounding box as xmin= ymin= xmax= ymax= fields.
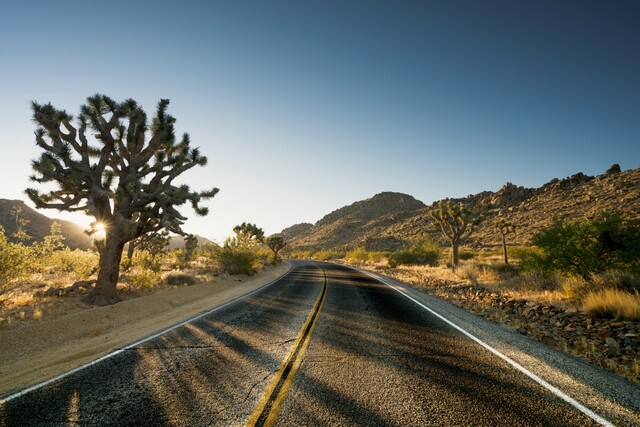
xmin=284 ymin=165 xmax=640 ymax=251
xmin=0 ymin=199 xmax=92 ymax=249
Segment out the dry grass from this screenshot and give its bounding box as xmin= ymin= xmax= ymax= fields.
xmin=583 ymin=289 xmax=640 ymax=320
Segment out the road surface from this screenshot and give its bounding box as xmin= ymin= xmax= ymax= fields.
xmin=2 ymin=261 xmax=638 ymax=426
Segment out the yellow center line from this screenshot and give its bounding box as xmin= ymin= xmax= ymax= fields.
xmin=246 ymin=269 xmax=328 ymax=427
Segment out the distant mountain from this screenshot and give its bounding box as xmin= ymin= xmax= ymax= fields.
xmin=282 ymin=165 xmax=640 ymax=251
xmin=0 ymin=199 xmax=92 ymax=249
xmin=167 ymin=234 xmax=215 ymax=250
xmin=283 ymin=192 xmax=426 ymax=250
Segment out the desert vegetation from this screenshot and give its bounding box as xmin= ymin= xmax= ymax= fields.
xmin=328 ymin=211 xmax=640 ymax=381
xmin=27 ymin=95 xmax=218 ymax=305
xmin=0 ymin=217 xmax=285 ymax=327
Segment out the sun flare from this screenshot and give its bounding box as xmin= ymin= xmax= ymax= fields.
xmin=93 ymin=222 xmax=107 ymax=240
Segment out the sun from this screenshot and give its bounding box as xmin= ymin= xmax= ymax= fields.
xmin=92 ymin=222 xmax=107 ymax=240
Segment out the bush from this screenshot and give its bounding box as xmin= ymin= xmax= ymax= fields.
xmin=216 ymin=246 xmax=260 ymax=275
xmin=522 ymin=213 xmax=640 ymax=278
xmin=45 ymin=249 xmax=98 ymax=280
xmin=0 ymin=226 xmax=31 ymax=293
xmin=313 ymin=250 xmax=339 ymax=261
xmin=125 ymin=266 xmax=162 ymax=289
xmin=388 ymin=250 xmax=423 ymax=268
xmin=345 ymin=248 xmax=370 ymax=264
xmin=458 ymin=250 xmax=475 ymax=261
xmin=388 ymin=237 xmax=441 ymax=268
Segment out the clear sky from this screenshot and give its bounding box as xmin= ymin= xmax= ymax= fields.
xmin=1 ymin=1 xmax=638 ymax=243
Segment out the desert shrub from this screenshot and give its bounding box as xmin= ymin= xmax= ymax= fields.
xmin=125 ymin=266 xmax=162 ymax=289
xmin=0 ymin=226 xmax=31 ymax=292
xmin=582 ymin=289 xmax=640 ymax=320
xmin=522 ymin=213 xmax=640 ymax=278
xmin=388 ymin=250 xmax=423 ymax=268
xmin=345 ymin=248 xmax=370 ymax=264
xmin=216 ymin=246 xmax=260 ymax=275
xmin=165 ymin=273 xmax=197 ymax=286
xmin=45 ymin=249 xmax=98 ymax=280
xmin=285 ymin=250 xmax=313 ymax=260
xmin=388 ymin=237 xmax=441 ymax=268
xmin=367 ymin=251 xmax=387 ymax=264
xmin=458 ymin=250 xmax=475 ymax=261
xmin=125 ymin=251 xmax=162 ymax=272
xmin=313 ymin=250 xmax=338 ymax=261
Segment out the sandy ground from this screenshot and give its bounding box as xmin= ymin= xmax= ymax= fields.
xmin=0 ymin=261 xmax=291 ymax=397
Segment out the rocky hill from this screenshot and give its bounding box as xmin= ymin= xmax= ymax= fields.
xmin=283 ymin=165 xmax=640 ymax=251
xmin=0 ymin=199 xmax=93 ymax=249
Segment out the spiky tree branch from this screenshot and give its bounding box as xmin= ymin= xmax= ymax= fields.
xmin=430 ymin=200 xmax=472 ymax=269
xmin=27 ymin=94 xmax=218 ymax=304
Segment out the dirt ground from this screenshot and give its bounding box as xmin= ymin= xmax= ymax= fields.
xmin=0 ymin=262 xmax=291 ymax=397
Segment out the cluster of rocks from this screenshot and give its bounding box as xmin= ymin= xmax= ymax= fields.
xmin=430 ymin=284 xmax=639 ymax=382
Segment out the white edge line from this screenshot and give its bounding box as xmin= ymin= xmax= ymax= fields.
xmin=357 ymin=267 xmax=614 ymax=427
xmin=0 ymin=264 xmax=294 ymax=405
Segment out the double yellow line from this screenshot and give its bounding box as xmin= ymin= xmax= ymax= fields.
xmin=246 ymin=269 xmax=328 ymax=427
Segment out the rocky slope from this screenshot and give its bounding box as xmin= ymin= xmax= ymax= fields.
xmin=283 ymin=165 xmax=640 ymax=251
xmin=285 ymin=192 xmax=426 ymax=250
xmin=0 ymin=199 xmax=92 ymax=249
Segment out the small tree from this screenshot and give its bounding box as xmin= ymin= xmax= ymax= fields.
xmin=10 ymin=205 xmax=31 ymax=243
xmin=430 ymin=200 xmax=472 ymax=269
xmin=495 ymin=219 xmax=516 ymax=264
xmin=266 ymin=234 xmax=286 ymax=263
xmin=27 ymin=95 xmax=218 ymax=305
xmin=184 ymin=234 xmax=199 ymax=263
xmin=232 ymin=222 xmax=264 ymax=247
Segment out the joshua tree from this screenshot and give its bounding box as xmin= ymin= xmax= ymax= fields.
xmin=27 ymin=94 xmax=218 ymax=305
xmin=430 ymin=200 xmax=472 ymax=269
xmin=233 ymin=222 xmax=264 ymax=247
xmin=266 ymin=234 xmax=287 ymax=263
xmin=184 ymin=234 xmax=199 ymax=263
xmin=495 ymin=219 xmax=516 ymax=264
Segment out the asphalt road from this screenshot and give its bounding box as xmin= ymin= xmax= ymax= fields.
xmin=2 ymin=261 xmax=638 ymax=426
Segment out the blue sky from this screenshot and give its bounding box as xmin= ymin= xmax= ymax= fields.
xmin=1 ymin=1 xmax=638 ymax=242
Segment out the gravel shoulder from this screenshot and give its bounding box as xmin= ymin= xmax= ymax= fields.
xmin=357 ymin=266 xmax=640 ymax=426
xmin=0 ymin=261 xmax=291 ymax=398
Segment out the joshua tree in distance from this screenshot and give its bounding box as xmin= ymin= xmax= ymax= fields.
xmin=266 ymin=234 xmax=287 ymax=263
xmin=233 ymin=222 xmax=265 ymax=246
xmin=430 ymin=200 xmax=472 ymax=269
xmin=27 ymin=94 xmax=218 ymax=305
xmin=495 ymin=218 xmax=516 ymax=265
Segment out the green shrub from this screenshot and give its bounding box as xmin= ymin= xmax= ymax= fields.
xmin=522 ymin=213 xmax=640 ymax=278
xmin=388 ymin=250 xmax=423 ymax=268
xmin=216 ymin=246 xmax=260 ymax=275
xmin=458 ymin=250 xmax=475 ymax=261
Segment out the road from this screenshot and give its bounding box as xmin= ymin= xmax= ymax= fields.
xmin=2 ymin=261 xmax=638 ymax=426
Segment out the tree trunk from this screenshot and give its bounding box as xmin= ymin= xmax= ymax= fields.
xmin=451 ymin=241 xmax=459 ymax=270
xmin=502 ymin=234 xmax=509 ymax=265
xmin=86 ymin=236 xmax=125 ymax=306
